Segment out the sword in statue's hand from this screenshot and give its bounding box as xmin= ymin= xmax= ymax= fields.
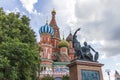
xmin=77 ymin=28 xmax=81 ymax=31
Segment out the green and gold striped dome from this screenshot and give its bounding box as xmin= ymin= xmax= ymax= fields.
xmin=58 ymin=40 xmax=69 ymax=48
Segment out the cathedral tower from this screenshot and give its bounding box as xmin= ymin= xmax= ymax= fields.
xmin=39 ymin=21 xmax=54 ymax=59
xmin=39 ymin=21 xmax=54 ymax=73
xmin=49 ymin=9 xmax=60 ymax=53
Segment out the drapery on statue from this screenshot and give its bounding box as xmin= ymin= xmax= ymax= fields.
xmin=73 ymin=28 xmax=82 ymax=59
xmin=72 ymin=28 xmax=99 ymax=62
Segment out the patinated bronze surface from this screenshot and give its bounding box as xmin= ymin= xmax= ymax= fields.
xmin=81 ymin=70 xmax=100 ymax=80
xmin=72 ymin=28 xmax=99 ymax=62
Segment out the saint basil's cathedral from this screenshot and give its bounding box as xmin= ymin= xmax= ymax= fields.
xmin=38 ymin=9 xmax=75 ymax=80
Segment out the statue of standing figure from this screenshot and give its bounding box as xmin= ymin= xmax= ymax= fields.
xmin=72 ymin=28 xmax=99 ymax=62
xmin=73 ymin=28 xmax=83 ymax=59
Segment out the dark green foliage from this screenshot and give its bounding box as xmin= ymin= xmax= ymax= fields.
xmin=42 ymin=74 xmax=54 ymax=80
xmin=62 ymin=75 xmax=69 ymax=80
xmin=0 ymin=55 xmax=10 ymax=79
xmin=0 ymin=7 xmax=39 ymax=80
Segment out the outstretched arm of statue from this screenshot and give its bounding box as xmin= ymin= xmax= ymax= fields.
xmin=72 ymin=28 xmax=81 ymax=48
xmin=89 ymin=45 xmax=99 ymax=61
xmin=73 ymin=28 xmax=81 ymax=37
xmin=89 ymin=45 xmax=97 ymax=53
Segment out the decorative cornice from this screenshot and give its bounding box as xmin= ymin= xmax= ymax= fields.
xmin=67 ymin=60 xmax=104 ymax=67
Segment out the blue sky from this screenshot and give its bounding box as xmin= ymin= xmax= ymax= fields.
xmin=0 ymin=0 xmax=120 ymax=79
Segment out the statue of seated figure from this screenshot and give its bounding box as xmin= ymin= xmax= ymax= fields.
xmin=81 ymin=41 xmax=99 ymax=62
xmin=72 ymin=28 xmax=99 ymax=62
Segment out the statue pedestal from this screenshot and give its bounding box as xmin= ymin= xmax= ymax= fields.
xmin=67 ymin=60 xmax=104 ymax=80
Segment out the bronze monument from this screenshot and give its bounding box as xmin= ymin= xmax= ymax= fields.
xmin=68 ymin=28 xmax=104 ymax=80
xmin=73 ymin=28 xmax=99 ymax=62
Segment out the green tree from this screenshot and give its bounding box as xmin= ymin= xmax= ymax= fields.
xmin=0 ymin=7 xmax=39 ymax=80
xmin=42 ymin=74 xmax=54 ymax=80
xmin=62 ymin=75 xmax=69 ymax=80
xmin=0 ymin=55 xmax=10 ymax=80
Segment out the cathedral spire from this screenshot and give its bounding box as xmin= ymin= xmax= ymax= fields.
xmin=62 ymin=31 xmax=64 ymax=40
xmin=49 ymin=9 xmax=57 ymax=27
xmin=46 ymin=16 xmax=48 ymax=24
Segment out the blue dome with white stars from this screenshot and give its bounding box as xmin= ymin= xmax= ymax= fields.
xmin=39 ymin=23 xmax=54 ymax=35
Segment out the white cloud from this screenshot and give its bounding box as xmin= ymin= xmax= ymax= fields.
xmin=32 ymin=9 xmax=41 ymax=15
xmin=5 ymin=7 xmax=20 ymax=14
xmin=74 ymin=0 xmax=120 ymax=58
xmin=20 ymin=0 xmax=40 ymax=15
xmin=116 ymin=63 xmax=120 ymax=66
xmin=52 ymin=0 xmax=77 ymax=38
xmin=12 ymin=8 xmax=20 ymax=13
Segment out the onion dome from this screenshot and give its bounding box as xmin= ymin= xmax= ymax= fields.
xmin=58 ymin=40 xmax=69 ymax=48
xmin=52 ymin=9 xmax=56 ymax=14
xmin=39 ymin=22 xmax=54 ymax=35
xmin=66 ymin=33 xmax=73 ymax=41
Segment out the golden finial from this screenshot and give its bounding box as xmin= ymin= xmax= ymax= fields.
xmin=52 ymin=8 xmax=56 ymax=14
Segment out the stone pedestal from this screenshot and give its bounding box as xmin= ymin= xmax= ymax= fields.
xmin=67 ymin=60 xmax=104 ymax=80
